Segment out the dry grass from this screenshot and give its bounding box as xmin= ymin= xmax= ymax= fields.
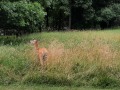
xmin=44 ymin=38 xmax=119 ymax=70
xmin=0 ymin=30 xmax=120 ymax=87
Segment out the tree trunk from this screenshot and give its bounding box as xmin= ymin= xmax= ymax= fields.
xmin=69 ymin=0 xmax=72 ymax=30
xmin=46 ymin=8 xmax=49 ymax=28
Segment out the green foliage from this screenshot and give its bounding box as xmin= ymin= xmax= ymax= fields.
xmin=110 ymin=4 xmax=120 ymax=19
xmin=0 ymin=0 xmax=46 ymax=33
xmin=0 ymin=0 xmax=120 ymax=30
xmin=0 ymin=36 xmax=28 ymax=45
xmin=0 ymin=85 xmax=115 ymax=90
xmin=0 ymin=45 xmax=31 ymax=85
xmin=34 ymin=0 xmax=52 ymax=7
xmin=96 ymin=4 xmax=120 ymax=29
xmin=101 ymin=8 xmax=115 ymax=21
xmin=100 ymin=4 xmax=120 ymax=22
xmin=23 ymin=72 xmax=72 ymax=86
xmin=92 ymin=76 xmax=119 ymax=88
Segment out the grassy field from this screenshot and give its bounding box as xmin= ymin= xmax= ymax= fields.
xmin=0 ymin=85 xmax=116 ymax=90
xmin=0 ymin=29 xmax=120 ymax=88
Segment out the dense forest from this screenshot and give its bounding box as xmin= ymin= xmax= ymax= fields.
xmin=0 ymin=0 xmax=120 ymax=35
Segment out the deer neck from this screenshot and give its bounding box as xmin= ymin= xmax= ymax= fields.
xmin=34 ymin=42 xmax=39 ymax=51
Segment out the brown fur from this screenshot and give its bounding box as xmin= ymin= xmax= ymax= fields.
xmin=30 ymin=40 xmax=48 ymax=66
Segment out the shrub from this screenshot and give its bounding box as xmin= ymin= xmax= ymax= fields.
xmin=0 ymin=0 xmax=46 ymax=35
xmin=101 ymin=8 xmax=115 ymax=21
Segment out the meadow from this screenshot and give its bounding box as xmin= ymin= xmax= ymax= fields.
xmin=0 ymin=29 xmax=120 ymax=89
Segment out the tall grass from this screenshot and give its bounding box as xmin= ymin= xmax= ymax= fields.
xmin=0 ymin=29 xmax=120 ymax=88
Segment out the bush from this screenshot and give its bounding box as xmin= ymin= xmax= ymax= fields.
xmin=0 ymin=0 xmax=46 ymax=35
xmin=22 ymin=71 xmax=72 ymax=86
xmin=95 ymin=4 xmax=120 ymax=29
xmin=101 ymin=8 xmax=115 ymax=21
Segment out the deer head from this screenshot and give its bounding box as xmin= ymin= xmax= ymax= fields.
xmin=30 ymin=39 xmax=38 ymax=44
xmin=30 ymin=39 xmax=39 ymax=50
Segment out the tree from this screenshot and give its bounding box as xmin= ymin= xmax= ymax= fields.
xmin=38 ymin=0 xmax=70 ymax=30
xmin=70 ymin=0 xmax=95 ymax=29
xmin=100 ymin=4 xmax=120 ymax=28
xmin=0 ymin=0 xmax=46 ymax=35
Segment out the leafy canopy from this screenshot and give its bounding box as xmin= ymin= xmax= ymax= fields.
xmin=0 ymin=0 xmax=46 ymax=32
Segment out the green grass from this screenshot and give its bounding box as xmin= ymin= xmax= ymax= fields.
xmin=0 ymin=85 xmax=116 ymax=90
xmin=0 ymin=29 xmax=120 ymax=88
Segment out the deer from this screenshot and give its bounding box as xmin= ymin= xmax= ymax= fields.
xmin=30 ymin=39 xmax=48 ymax=67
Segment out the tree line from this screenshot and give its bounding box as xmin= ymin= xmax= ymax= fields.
xmin=0 ymin=0 xmax=120 ymax=35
